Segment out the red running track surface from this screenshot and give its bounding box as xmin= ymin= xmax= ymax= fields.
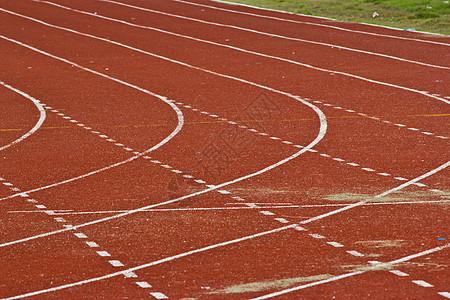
xmin=0 ymin=0 xmax=449 ymax=299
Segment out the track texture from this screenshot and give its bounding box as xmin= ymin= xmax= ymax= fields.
xmin=0 ymin=0 xmax=449 ymax=299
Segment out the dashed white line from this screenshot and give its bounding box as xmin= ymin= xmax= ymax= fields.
xmin=150 ymin=292 xmax=169 ymax=299
xmin=108 ymin=260 xmax=125 ymax=267
xmin=389 ymin=270 xmax=409 ymax=277
xmin=327 ymin=242 xmax=344 ymax=248
xmin=135 ymin=281 xmax=152 ymax=288
xmin=346 ymin=250 xmax=364 ymax=257
xmin=86 ymin=241 xmax=100 ymax=248
xmin=412 ymin=280 xmax=434 ymax=288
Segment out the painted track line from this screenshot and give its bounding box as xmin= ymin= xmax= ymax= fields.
xmin=0 ymin=81 xmax=46 ymax=152
xmin=251 ymin=243 xmax=450 ymax=299
xmin=8 ymin=199 xmax=450 ymax=215
xmin=3 ymin=161 xmax=447 ymax=298
xmin=0 ymin=177 xmax=167 ymax=298
xmin=211 ymin=0 xmax=446 ymax=37
xmin=72 ymin=0 xmax=450 ymax=70
xmin=173 ymin=100 xmax=446 ymax=184
xmin=310 ymin=99 xmax=449 ymax=141
xmin=0 ymin=37 xmax=184 ymax=202
xmin=175 ymin=0 xmax=450 ymax=46
xmin=0 ymin=36 xmax=328 ymax=248
xmin=23 ymin=1 xmax=450 ymax=104
xmin=6 ymin=237 xmax=448 ymax=299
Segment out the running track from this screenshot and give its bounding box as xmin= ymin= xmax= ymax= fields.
xmin=0 ymin=0 xmax=449 ymax=299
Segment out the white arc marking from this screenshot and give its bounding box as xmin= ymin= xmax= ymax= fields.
xmin=0 ymin=81 xmax=46 ymax=152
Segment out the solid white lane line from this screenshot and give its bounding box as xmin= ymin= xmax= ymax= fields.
xmin=300 ymin=160 xmax=450 ymax=224
xmin=0 ymin=37 xmax=184 ymax=203
xmin=182 ymin=0 xmax=450 ymax=46
xmin=251 ymin=243 xmax=450 ymax=299
xmin=0 ymin=81 xmax=46 ymax=152
xmin=0 ymin=25 xmax=327 ymax=249
xmin=95 ymin=0 xmax=450 ymax=69
xmin=10 ymin=3 xmax=450 ymax=107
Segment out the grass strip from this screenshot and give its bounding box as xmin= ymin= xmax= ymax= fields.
xmin=221 ymin=0 xmax=450 ymax=35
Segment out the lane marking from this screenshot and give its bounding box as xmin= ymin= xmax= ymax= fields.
xmin=346 ymin=250 xmax=364 ymax=257
xmin=389 ymin=270 xmax=409 ymax=277
xmin=327 ymin=242 xmax=344 ymax=248
xmin=135 ymin=282 xmax=152 ymax=288
xmin=0 ymin=33 xmax=328 ymax=249
xmin=251 ymin=243 xmax=450 ymax=299
xmin=313 ymin=100 xmax=449 ymax=140
xmin=412 ymin=280 xmax=434 ymax=288
xmin=150 ymin=292 xmax=169 ymax=299
xmin=299 ymin=160 xmax=449 ymax=225
xmin=192 ymin=0 xmax=450 ymax=46
xmin=9 ymin=3 xmax=450 ymax=107
xmin=93 ymin=0 xmax=450 ymax=69
xmin=108 ymin=260 xmax=125 ymax=267
xmin=0 ymin=38 xmax=184 ymax=203
xmin=86 ymin=241 xmax=100 ymax=248
xmin=0 ymin=81 xmax=46 ymax=152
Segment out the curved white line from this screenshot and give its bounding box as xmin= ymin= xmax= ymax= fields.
xmin=0 ymin=32 xmax=328 ymax=247
xmin=174 ymin=0 xmax=450 ymax=46
xmin=90 ymin=0 xmax=449 ymax=70
xmin=0 ymin=99 xmax=326 ymax=299
xmin=6 ymin=161 xmax=450 ymax=300
xmin=4 ymin=5 xmax=448 ymax=107
xmin=0 ymin=81 xmax=46 ymax=152
xmin=0 ymin=38 xmax=185 ymax=203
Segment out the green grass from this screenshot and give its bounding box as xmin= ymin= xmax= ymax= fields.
xmin=222 ymin=0 xmax=450 ymax=35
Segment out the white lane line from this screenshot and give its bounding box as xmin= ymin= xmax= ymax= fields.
xmin=0 ymin=30 xmax=328 ymax=249
xmin=251 ymin=243 xmax=450 ymax=299
xmin=135 ymin=281 xmax=152 ymax=288
xmin=274 ymin=218 xmax=289 ymax=224
xmin=0 ymin=81 xmax=46 ymax=152
xmin=13 ymin=3 xmax=450 ymax=106
xmin=108 ymin=260 xmax=124 ymax=267
xmin=183 ymin=0 xmax=450 ymax=46
xmin=86 ymin=241 xmax=100 ymax=248
xmin=150 ymin=292 xmax=169 ymax=299
xmin=74 ymin=233 xmax=88 ymax=239
xmin=412 ymin=280 xmax=433 ymax=288
xmin=94 ymin=0 xmax=450 ymax=69
xmin=3 ymin=225 xmax=297 ymax=299
xmin=438 ymin=292 xmax=450 ymax=299
xmin=346 ymin=250 xmax=364 ymax=257
xmin=300 ymin=160 xmax=450 ymax=224
xmin=11 ymin=198 xmax=447 ymax=215
xmin=315 ymin=101 xmax=448 ymax=140
xmin=0 ymin=37 xmax=184 ymax=203
xmin=389 ymin=270 xmax=409 ymax=277
xmin=260 ymin=211 xmax=275 ymax=216
xmin=123 ymin=271 xmax=138 ymax=278
xmin=309 ymin=233 xmax=325 ymax=239
xmin=96 ymin=251 xmax=111 ymax=257
xmin=327 ymin=242 xmax=344 ymax=248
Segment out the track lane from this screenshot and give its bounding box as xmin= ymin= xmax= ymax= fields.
xmin=12 ymin=0 xmax=450 ymax=100
xmin=174 ymin=0 xmax=450 ymax=45
xmin=0 ymin=81 xmax=46 ymax=152
xmin=0 ymin=0 xmax=446 ymax=298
